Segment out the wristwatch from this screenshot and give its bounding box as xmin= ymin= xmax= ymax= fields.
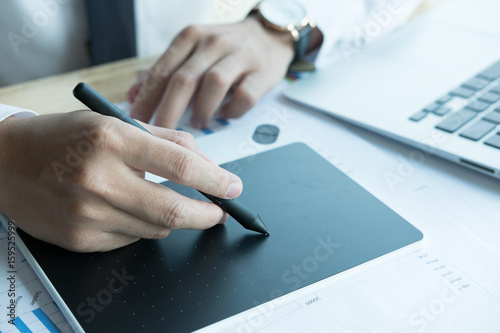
xmin=252 ymin=0 xmax=315 ymax=63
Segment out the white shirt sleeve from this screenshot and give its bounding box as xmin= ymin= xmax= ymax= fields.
xmin=0 ymin=103 xmax=37 ymax=123
xmin=299 ymin=0 xmax=424 ymax=68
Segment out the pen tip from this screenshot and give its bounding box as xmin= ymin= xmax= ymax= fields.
xmin=253 ymin=215 xmax=269 ymax=235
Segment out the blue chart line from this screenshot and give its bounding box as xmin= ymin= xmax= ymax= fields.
xmin=9 ymin=306 xmax=62 ymax=333
xmin=14 ymin=317 xmax=31 ymax=333
xmin=201 ymin=127 xmax=214 ymax=135
xmin=216 ymin=117 xmax=229 ymax=126
xmin=33 ymin=308 xmax=61 ymax=333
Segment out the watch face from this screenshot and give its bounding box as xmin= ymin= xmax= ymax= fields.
xmin=259 ymin=0 xmax=307 ymax=28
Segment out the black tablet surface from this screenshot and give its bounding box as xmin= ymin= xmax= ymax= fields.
xmin=19 ymin=143 xmax=423 ymax=332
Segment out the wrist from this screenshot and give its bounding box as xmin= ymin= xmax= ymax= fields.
xmin=245 ymin=14 xmax=295 ymax=62
xmin=0 ymin=117 xmax=17 ymax=165
xmin=248 ymin=0 xmax=318 ymax=66
xmin=0 ymin=117 xmax=21 ymax=212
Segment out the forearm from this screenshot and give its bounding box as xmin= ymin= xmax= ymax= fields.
xmin=0 ymin=116 xmax=14 ymax=170
xmin=0 ymin=116 xmax=23 ymax=216
xmin=0 ymin=104 xmax=38 ymax=216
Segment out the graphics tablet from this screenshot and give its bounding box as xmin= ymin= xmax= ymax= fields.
xmin=18 ymin=142 xmax=423 ymax=332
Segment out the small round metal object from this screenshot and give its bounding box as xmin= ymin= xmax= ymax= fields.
xmin=252 ymin=124 xmax=280 ymax=144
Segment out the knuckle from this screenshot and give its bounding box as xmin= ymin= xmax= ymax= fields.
xmin=63 ymin=200 xmax=101 ymax=228
xmin=150 ymin=228 xmax=171 ymax=240
xmin=85 ymin=120 xmax=124 ymax=152
xmin=59 ymin=227 xmax=95 ymax=253
xmin=172 ymin=71 xmax=195 ymax=90
xmin=68 ymin=165 xmax=111 ymax=198
xmin=210 ymin=171 xmax=231 ymax=193
xmin=236 ymin=89 xmax=258 ymax=110
xmin=168 ymin=150 xmax=195 ymax=182
xmin=159 ymin=199 xmax=187 ymax=229
xmin=176 ymin=130 xmax=195 ymax=142
xmin=206 ymin=34 xmax=229 ymax=49
xmin=250 ymin=57 xmax=264 ymax=72
xmin=68 ymin=166 xmax=92 ymax=186
xmin=145 ymin=66 xmax=165 ymax=86
xmin=206 ymin=70 xmax=228 ymax=89
xmin=178 ymin=25 xmax=203 ymax=40
xmin=64 ymin=199 xmax=90 ymax=220
xmin=170 ymin=130 xmax=195 ymax=146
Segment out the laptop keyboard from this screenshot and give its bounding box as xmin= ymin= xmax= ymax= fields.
xmin=409 ymin=59 xmax=500 ymax=149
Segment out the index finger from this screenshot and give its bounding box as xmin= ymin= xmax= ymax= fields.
xmin=123 ymin=125 xmax=243 ymax=199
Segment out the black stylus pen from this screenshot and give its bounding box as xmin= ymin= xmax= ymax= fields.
xmin=73 ymin=82 xmax=269 ymax=236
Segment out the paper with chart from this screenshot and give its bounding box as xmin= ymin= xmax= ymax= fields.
xmin=0 ymin=220 xmax=73 ymax=333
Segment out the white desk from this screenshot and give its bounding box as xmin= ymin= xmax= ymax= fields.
xmin=2 ymin=76 xmax=499 ymax=332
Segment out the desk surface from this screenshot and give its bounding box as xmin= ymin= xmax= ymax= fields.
xmin=0 ymin=56 xmax=156 ymax=115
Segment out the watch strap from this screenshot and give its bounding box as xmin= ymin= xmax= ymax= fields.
xmin=293 ymin=22 xmax=313 ymax=62
xmin=249 ymin=1 xmax=315 ymax=72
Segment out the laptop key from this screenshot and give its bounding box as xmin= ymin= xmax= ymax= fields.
xmin=433 ymin=107 xmax=451 ymax=116
xmin=450 ymin=87 xmax=476 ymax=99
xmin=423 ymin=103 xmax=440 ymax=113
xmin=462 ymin=78 xmax=489 ymax=91
xmin=477 ymin=60 xmax=500 ymax=81
xmin=484 ymin=133 xmax=500 ymax=149
xmin=436 ymin=94 xmax=452 ymax=104
xmin=466 ymin=100 xmax=490 ymax=112
xmin=490 ymin=86 xmax=500 ymax=95
xmin=483 ymin=111 xmax=500 ymax=124
xmin=459 ymin=120 xmax=496 ymax=141
xmin=409 ymin=111 xmax=427 ymax=122
xmin=478 ymin=92 xmax=500 ymax=104
xmin=435 ymin=109 xmax=477 ymax=133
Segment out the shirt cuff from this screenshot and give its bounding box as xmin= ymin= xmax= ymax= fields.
xmin=0 ymin=103 xmax=38 ymax=123
xmin=300 ymin=0 xmax=424 ymax=69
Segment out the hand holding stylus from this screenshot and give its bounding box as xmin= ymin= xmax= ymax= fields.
xmin=73 ymin=82 xmax=268 ymax=236
xmin=0 ymin=105 xmax=243 ymax=253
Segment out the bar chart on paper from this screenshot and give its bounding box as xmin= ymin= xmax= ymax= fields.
xmin=0 ymin=222 xmax=73 ymax=333
xmin=1 ymin=303 xmax=68 ymax=333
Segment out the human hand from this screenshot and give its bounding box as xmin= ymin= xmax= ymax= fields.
xmin=0 ymin=111 xmax=242 ymax=252
xmin=128 ymin=15 xmax=295 ymax=129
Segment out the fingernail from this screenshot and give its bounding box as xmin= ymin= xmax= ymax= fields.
xmin=225 ymin=182 xmax=242 ymax=199
xmin=218 ymin=213 xmax=229 ymax=224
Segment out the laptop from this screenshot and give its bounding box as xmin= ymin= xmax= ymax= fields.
xmin=284 ymin=0 xmax=500 ymax=178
